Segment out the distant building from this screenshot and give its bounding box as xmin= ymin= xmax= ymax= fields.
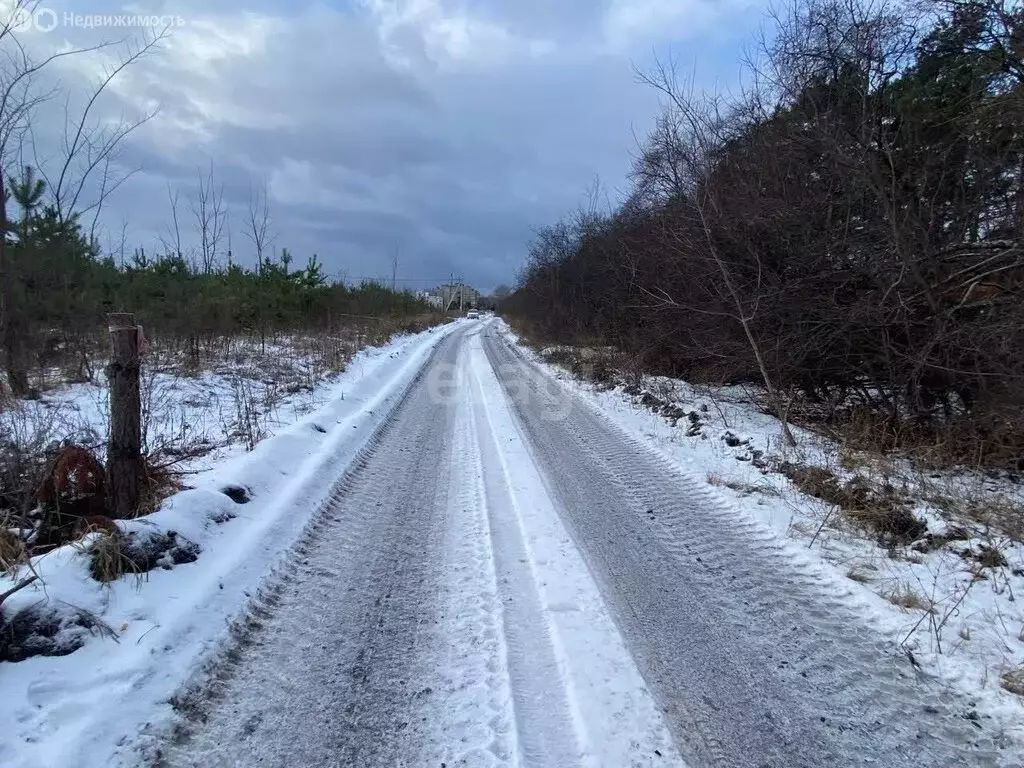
xmin=432 ymin=283 xmax=479 ymax=311
xmin=416 ymin=290 xmax=444 ymax=309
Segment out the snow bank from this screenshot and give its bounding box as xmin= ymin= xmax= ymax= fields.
xmin=0 ymin=322 xmax=458 ymax=768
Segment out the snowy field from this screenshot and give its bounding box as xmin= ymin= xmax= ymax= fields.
xmin=507 ymin=322 xmax=1024 ymax=739
xmin=3 ymin=333 xmax=374 ymax=476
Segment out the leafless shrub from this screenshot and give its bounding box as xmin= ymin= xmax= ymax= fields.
xmin=229 ymin=375 xmax=267 ymax=453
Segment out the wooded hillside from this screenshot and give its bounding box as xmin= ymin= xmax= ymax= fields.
xmin=505 ymin=0 xmax=1024 ymax=468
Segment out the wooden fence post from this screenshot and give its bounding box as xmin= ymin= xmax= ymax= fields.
xmin=106 ymin=313 xmax=143 ymax=518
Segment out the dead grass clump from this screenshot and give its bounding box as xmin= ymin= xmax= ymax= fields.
xmin=0 ymin=527 xmax=27 ymax=573
xmin=542 ymin=347 xmax=579 ymax=371
xmin=842 ymin=476 xmax=927 ymax=544
xmin=778 ymin=463 xmax=926 ymax=544
xmin=965 ymin=544 xmax=1007 ymax=570
xmin=884 ymin=583 xmax=934 ymax=613
xmin=538 ymin=345 xmax=622 ymax=388
xmin=578 ymin=349 xmax=619 ymax=386
xmin=87 ymin=533 xmax=137 ymax=583
xmin=923 ymin=486 xmax=1024 ymax=544
xmin=824 ymin=406 xmax=911 ymax=455
xmin=846 ymin=568 xmax=873 ymax=584
xmin=1000 ymin=667 xmax=1024 ymax=697
xmin=965 ymin=498 xmax=1024 ymax=543
xmin=822 ymin=403 xmax=1024 ymax=472
xmin=913 ymin=525 xmax=971 ymax=554
xmin=838 ymin=450 xmax=868 ymax=471
xmin=780 ymin=464 xmax=843 ymax=503
xmin=88 ymin=529 xmax=200 ymax=583
xmin=707 ymin=472 xmax=781 ymax=497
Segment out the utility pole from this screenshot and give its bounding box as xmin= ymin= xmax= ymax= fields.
xmin=391 ymin=246 xmax=399 ymax=292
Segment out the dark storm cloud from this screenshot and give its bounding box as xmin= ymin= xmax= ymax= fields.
xmin=18 ymin=0 xmax=760 ymax=291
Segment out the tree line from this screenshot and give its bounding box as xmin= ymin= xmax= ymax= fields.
xmin=0 ymin=5 xmax=436 ymax=399
xmin=0 ymin=164 xmax=434 ymax=397
xmin=504 ymin=0 xmax=1024 ymax=467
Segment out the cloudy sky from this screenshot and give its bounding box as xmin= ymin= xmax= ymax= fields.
xmin=11 ymin=0 xmax=764 ymax=292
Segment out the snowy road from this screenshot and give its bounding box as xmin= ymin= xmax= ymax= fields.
xmin=161 ymin=321 xmax=1010 ymax=768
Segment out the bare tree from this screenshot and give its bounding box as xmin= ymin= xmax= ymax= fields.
xmin=243 ymin=179 xmax=274 ymax=274
xmin=0 ymin=3 xmax=157 ymax=396
xmin=35 ymin=25 xmax=168 ymax=226
xmin=160 ymin=182 xmax=184 ymax=259
xmin=628 ymin=109 xmax=690 ymax=205
xmin=637 ymin=57 xmax=798 ymax=445
xmin=192 ymin=161 xmax=226 ymax=274
xmin=226 ymin=212 xmax=233 ymax=269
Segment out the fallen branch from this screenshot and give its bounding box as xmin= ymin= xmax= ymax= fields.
xmin=808 ymin=504 xmax=839 ymax=548
xmin=0 ymin=575 xmax=38 ymax=608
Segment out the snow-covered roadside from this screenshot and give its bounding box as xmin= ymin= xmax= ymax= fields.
xmin=0 ymin=321 xmax=459 ymax=768
xmin=498 ymin=321 xmax=1024 ymax=743
xmin=3 ymin=334 xmax=367 ymax=477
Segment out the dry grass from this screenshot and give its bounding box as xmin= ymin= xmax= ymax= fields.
xmin=933 ymin=494 xmax=1024 ymax=543
xmin=539 ymin=346 xmax=579 ymax=371
xmin=137 ymin=456 xmax=186 ymax=518
xmin=85 ymin=532 xmax=141 ymax=584
xmin=846 ymin=568 xmax=874 ymax=584
xmin=83 ymin=528 xmax=200 ymax=585
xmin=0 ymin=525 xmax=26 ymax=574
xmin=707 ymin=472 xmax=782 ymax=498
xmin=883 ymin=583 xmax=934 ymax=613
xmin=1000 ymin=667 xmax=1024 ymax=697
xmin=778 ymin=463 xmax=926 ymax=544
xmin=535 ymin=344 xmax=622 ymax=389
xmin=814 ymin=400 xmax=1023 ymax=472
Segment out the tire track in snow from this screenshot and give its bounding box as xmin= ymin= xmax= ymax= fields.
xmin=419 ymin=349 xmax=519 ymax=767
xmin=157 ymin=330 xmax=465 ymax=767
xmin=468 ymin=342 xmax=584 ymax=767
xmin=469 ymin=333 xmax=685 ymax=768
xmin=482 ymin=327 xmax=1011 ymax=768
